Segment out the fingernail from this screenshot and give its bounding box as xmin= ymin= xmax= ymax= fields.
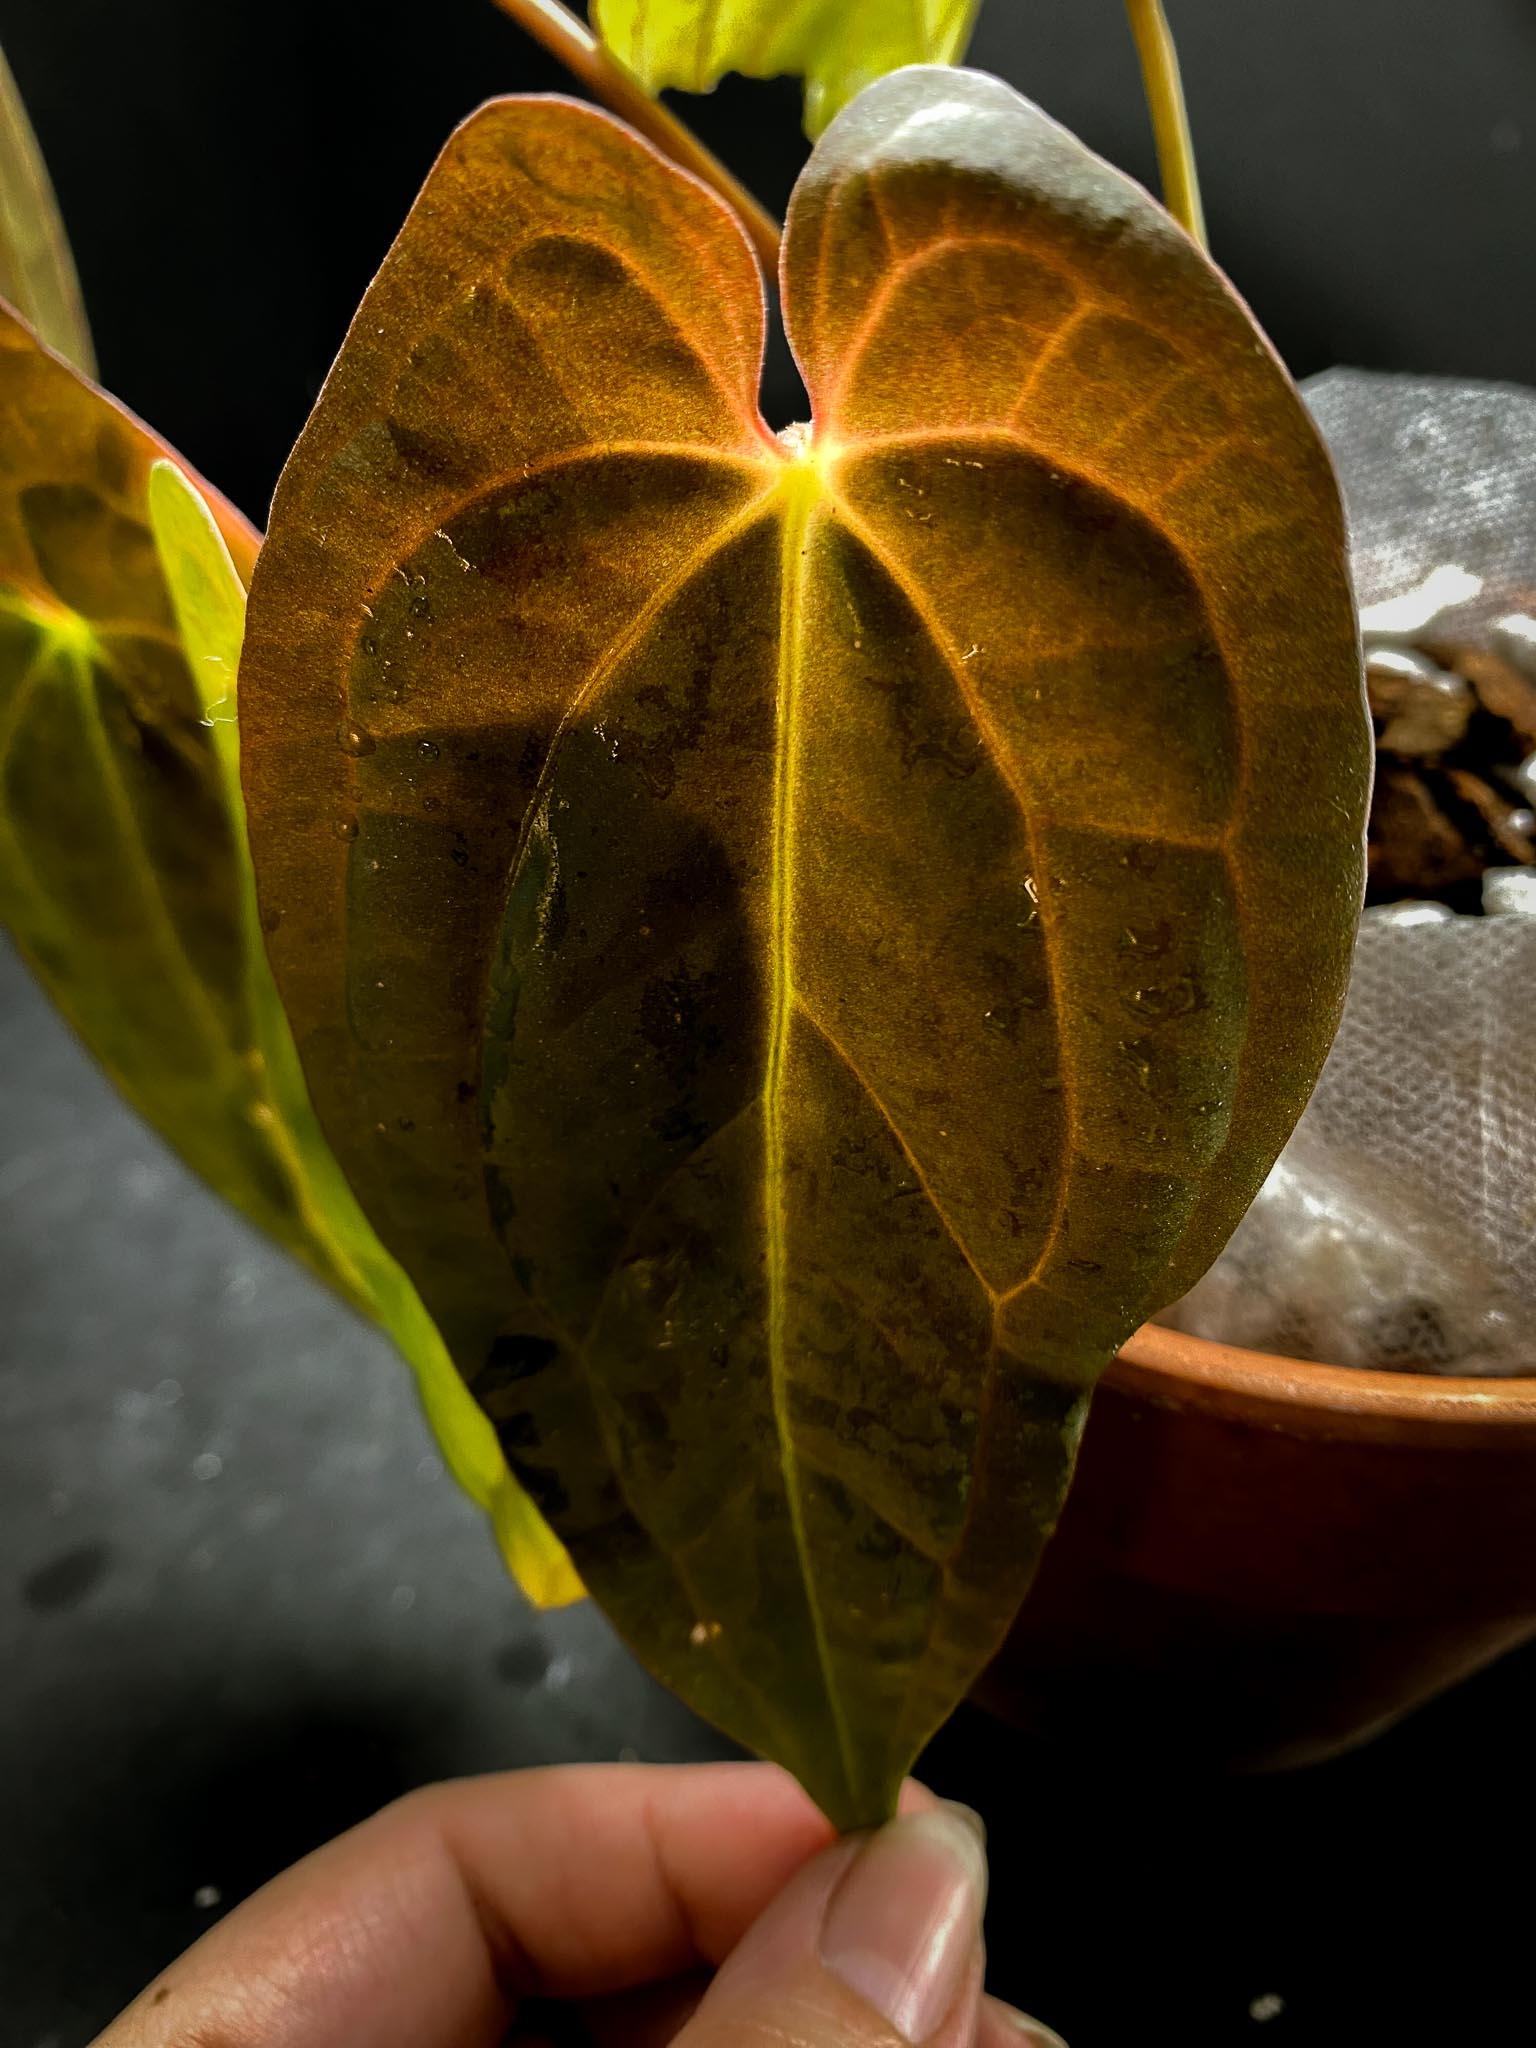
xmin=942 ymin=1799 xmax=987 ymax=1849
xmin=990 ymin=2004 xmax=1070 ymax=2048
xmin=821 ymin=1809 xmax=989 ymax=2043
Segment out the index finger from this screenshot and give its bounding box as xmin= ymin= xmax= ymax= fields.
xmin=97 ymin=1761 xmax=857 ymax=2048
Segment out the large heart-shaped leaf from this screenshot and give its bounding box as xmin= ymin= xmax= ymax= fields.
xmin=592 ymin=0 xmax=981 ymax=136
xmin=240 ymin=68 xmax=1369 ymax=1823
xmin=0 ymin=307 xmax=579 ymax=1606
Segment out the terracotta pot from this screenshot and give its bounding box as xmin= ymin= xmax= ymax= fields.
xmin=979 ymin=1324 xmax=1536 ymax=1769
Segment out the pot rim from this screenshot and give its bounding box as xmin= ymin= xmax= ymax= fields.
xmin=1111 ymin=1321 xmax=1536 ymax=1445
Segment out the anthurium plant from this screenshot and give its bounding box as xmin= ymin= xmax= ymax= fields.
xmin=0 ymin=0 xmax=1369 ymax=1827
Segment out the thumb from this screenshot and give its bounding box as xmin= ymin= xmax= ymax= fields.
xmin=673 ymin=1804 xmax=990 ymax=2048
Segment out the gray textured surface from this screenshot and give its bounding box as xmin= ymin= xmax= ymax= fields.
xmin=0 ymin=935 xmax=733 ymax=2043
xmin=1308 ymin=369 xmax=1536 ymax=635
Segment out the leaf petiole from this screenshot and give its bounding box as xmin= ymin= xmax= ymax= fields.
xmin=488 ymin=0 xmax=783 ymax=271
xmin=1124 ymin=0 xmax=1207 ymax=248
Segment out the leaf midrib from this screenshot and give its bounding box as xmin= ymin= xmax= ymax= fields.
xmin=764 ymin=456 xmax=862 ymax=1806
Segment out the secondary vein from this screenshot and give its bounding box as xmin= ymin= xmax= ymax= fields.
xmin=823 ymin=491 xmax=1080 ymax=1293
xmin=796 ymin=997 xmax=1001 ymax=1300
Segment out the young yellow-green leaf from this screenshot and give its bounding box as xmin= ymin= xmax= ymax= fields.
xmin=0 ymin=306 xmax=579 ymax=1607
xmin=0 ymin=46 xmax=94 ymax=374
xmin=592 ymin=0 xmax=981 ymax=136
xmin=240 ymin=73 xmax=1368 ymax=1824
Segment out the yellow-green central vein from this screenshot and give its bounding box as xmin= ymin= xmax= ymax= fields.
xmin=765 ymin=459 xmax=860 ymax=1805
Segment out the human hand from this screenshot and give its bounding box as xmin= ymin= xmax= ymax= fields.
xmin=92 ymin=1761 xmax=1066 ymax=2047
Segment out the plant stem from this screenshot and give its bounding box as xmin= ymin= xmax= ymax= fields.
xmin=1124 ymin=0 xmax=1207 ymax=248
xmin=488 ymin=0 xmax=783 ymax=272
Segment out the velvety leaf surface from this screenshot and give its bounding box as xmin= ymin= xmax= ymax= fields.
xmin=240 ymin=72 xmax=1368 ymax=1824
xmin=0 ymin=309 xmax=579 ymax=1607
xmin=593 ymin=0 xmax=980 ymax=136
xmin=148 ymin=461 xmax=581 ymax=1606
xmin=0 ymin=46 xmax=94 ymax=374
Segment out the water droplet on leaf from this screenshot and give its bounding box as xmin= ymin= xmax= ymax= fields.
xmin=336 ymin=721 xmax=376 ymax=757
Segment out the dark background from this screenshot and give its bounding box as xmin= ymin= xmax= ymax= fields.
xmin=3 ymin=3 xmax=1536 ymax=2044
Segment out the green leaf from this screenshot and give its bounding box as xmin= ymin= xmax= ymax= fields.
xmin=0 ymin=45 xmax=94 ymax=374
xmin=592 ymin=0 xmax=981 ymax=136
xmin=239 ymin=71 xmax=1369 ymax=1824
xmin=0 ymin=307 xmax=579 ymax=1608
